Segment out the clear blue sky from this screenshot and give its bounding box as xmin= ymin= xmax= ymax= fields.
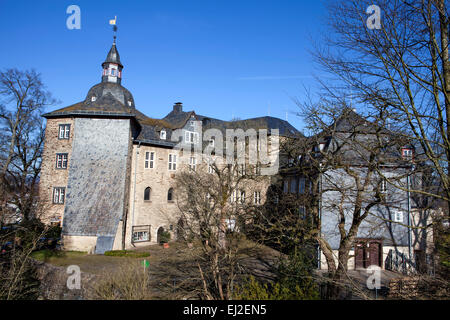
xmin=0 ymin=0 xmax=328 ymax=131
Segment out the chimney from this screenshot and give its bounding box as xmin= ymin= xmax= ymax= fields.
xmin=173 ymin=102 xmax=183 ymax=113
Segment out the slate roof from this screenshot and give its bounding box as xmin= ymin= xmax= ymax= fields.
xmin=44 ymin=87 xmax=301 ymax=148
xmin=102 ymin=43 xmax=122 ymax=68
xmin=134 ymin=108 xmax=301 ymax=147
xmin=42 ymin=82 xmax=136 ymax=118
xmin=301 ymin=108 xmax=420 ymax=167
xmin=43 ymin=42 xmax=300 ymax=147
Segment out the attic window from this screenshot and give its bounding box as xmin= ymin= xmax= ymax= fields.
xmin=91 ymin=96 xmax=96 ymax=102
xmin=128 ymin=100 xmax=132 ymax=107
xmin=160 ymin=130 xmax=166 ymax=140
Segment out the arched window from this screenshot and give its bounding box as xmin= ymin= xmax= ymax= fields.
xmin=167 ymin=188 xmax=174 ymax=201
xmin=144 ymin=187 xmax=151 ymax=201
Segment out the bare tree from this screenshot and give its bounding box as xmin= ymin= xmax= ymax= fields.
xmin=174 ymin=159 xmax=268 ymax=300
xmin=282 ymin=99 xmax=418 ymax=298
xmin=313 ymin=0 xmax=450 ymax=214
xmin=0 ymin=69 xmax=55 ymax=224
xmin=0 ymin=219 xmax=48 ymax=300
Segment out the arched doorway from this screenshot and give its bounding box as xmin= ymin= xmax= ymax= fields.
xmin=157 ymin=226 xmax=165 ymax=244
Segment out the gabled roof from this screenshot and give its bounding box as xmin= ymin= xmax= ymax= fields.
xmin=162 ymin=108 xmax=196 ymax=129
xmin=43 ymin=88 xmax=300 ymax=147
xmin=302 ymin=108 xmax=418 ymax=167
xmin=130 ymin=106 xmax=302 ymax=147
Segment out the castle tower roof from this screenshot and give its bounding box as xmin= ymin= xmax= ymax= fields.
xmin=102 ymin=42 xmax=123 ymax=69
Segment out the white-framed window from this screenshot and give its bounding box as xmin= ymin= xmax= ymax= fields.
xmin=402 ymin=148 xmax=413 ymax=160
xmin=168 ymin=154 xmax=177 ymax=171
xmin=254 ymin=191 xmax=261 ymax=205
xmin=298 ymin=178 xmax=306 ymax=194
xmin=133 ymin=231 xmax=149 ymax=242
xmin=380 ymin=180 xmax=387 ymax=193
xmin=393 ymin=210 xmax=403 ymax=222
xmin=255 ymin=162 xmax=261 ymax=175
xmin=52 ymin=187 xmax=65 ymax=204
xmin=91 ymin=96 xmax=96 ymax=102
xmin=132 ymin=225 xmax=151 ymax=242
xmin=226 ymin=219 xmax=236 ymax=231
xmin=58 ymin=124 xmax=70 ymax=139
xmin=189 ymin=156 xmax=196 ymax=171
xmin=238 ymin=164 xmax=246 ymax=176
xmin=56 ymin=153 xmax=68 ymax=169
xmin=145 ymin=151 xmax=155 ymax=169
xmin=185 ymin=131 xmax=199 ymax=144
xmin=231 ymin=190 xmax=237 ymax=203
xmin=160 ymin=130 xmax=166 ymax=140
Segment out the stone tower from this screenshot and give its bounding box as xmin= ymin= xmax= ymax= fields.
xmin=41 ymin=39 xmax=137 ymax=253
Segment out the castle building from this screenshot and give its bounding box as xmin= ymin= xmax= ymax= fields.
xmin=279 ymin=110 xmax=433 ymax=272
xmin=39 ymin=39 xmax=298 ymax=253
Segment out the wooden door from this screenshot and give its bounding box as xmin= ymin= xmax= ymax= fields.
xmin=368 ymin=241 xmax=381 ymax=267
xmin=355 ymin=239 xmax=382 ymax=268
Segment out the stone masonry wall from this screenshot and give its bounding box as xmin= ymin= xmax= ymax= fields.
xmin=39 ymin=118 xmax=74 ymax=225
xmin=125 ymin=144 xmax=273 ymax=248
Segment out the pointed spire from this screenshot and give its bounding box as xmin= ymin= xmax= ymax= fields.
xmin=103 ymin=43 xmax=123 ymax=68
xmin=101 ymin=16 xmax=123 ymax=84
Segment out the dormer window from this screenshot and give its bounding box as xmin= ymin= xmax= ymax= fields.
xmin=128 ymin=100 xmax=132 ymax=107
xmin=401 ymin=148 xmax=413 ymax=160
xmin=160 ymin=130 xmax=166 ymax=140
xmin=91 ymin=96 xmax=96 ymax=102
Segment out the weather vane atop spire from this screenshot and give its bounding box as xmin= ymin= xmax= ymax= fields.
xmin=109 ymin=16 xmax=118 ymax=44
